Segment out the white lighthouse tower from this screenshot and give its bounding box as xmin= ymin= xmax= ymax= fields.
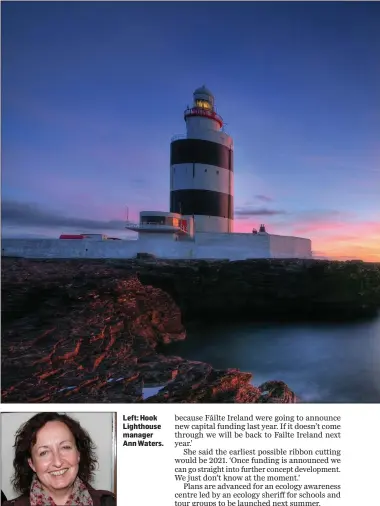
xmin=170 ymin=86 xmax=234 ymax=233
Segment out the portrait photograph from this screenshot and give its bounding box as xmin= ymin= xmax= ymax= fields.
xmin=1 ymin=412 xmax=116 ymax=505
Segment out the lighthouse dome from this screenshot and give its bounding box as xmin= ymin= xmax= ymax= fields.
xmin=193 ymin=85 xmax=214 ymax=97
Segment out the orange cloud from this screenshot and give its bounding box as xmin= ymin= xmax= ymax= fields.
xmin=234 ymin=218 xmax=380 ymax=262
xmin=315 ymin=233 xmax=380 ymax=262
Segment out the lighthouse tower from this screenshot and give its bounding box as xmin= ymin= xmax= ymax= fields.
xmin=170 ymin=86 xmax=234 ymax=233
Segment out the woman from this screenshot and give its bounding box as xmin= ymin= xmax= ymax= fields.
xmin=3 ymin=413 xmax=116 ymax=506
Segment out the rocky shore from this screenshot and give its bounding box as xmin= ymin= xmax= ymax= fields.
xmin=137 ymin=257 xmax=380 ymax=322
xmin=2 ymin=257 xmax=379 ymax=403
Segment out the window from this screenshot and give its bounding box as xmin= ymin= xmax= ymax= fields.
xmin=195 ymin=99 xmax=211 ymax=110
xmin=141 ymin=216 xmax=165 ymax=225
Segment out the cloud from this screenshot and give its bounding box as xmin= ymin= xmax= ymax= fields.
xmin=1 ymin=200 xmax=127 ymax=232
xmin=234 ymin=207 xmax=380 ymax=262
xmin=292 ymin=218 xmax=380 ymax=237
xmin=293 ymin=218 xmax=380 ymax=262
xmin=235 ymin=206 xmax=287 ymax=219
xmin=254 ymin=194 xmax=273 ymax=202
xmin=296 ymin=209 xmax=345 ymax=221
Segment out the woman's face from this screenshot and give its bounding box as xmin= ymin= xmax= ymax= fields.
xmin=28 ymin=421 xmax=80 ymax=494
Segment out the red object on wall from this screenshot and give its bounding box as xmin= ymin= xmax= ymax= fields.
xmin=59 ymin=234 xmax=85 ymax=239
xmin=180 ymin=219 xmax=188 ymax=231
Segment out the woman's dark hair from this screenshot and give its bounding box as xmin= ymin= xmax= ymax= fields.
xmin=11 ymin=413 xmax=98 ymax=495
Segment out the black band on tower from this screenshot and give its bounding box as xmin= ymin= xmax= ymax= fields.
xmin=170 ymin=189 xmax=233 ymax=219
xmin=171 ymin=139 xmax=233 ymax=172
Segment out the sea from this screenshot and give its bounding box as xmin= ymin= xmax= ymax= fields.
xmin=160 ymin=315 xmax=380 ymax=403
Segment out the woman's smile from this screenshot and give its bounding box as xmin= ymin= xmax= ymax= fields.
xmin=49 ymin=469 xmax=69 ymax=477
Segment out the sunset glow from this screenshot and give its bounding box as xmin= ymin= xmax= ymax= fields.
xmin=2 ymin=2 xmax=379 ymax=262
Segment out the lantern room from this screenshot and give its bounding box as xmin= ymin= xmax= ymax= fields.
xmin=184 ymin=85 xmax=223 ymax=131
xmin=193 ymin=85 xmax=214 ymax=110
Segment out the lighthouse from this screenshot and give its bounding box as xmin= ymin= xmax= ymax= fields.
xmin=170 ymin=86 xmax=234 ymax=233
xmin=3 ymin=84 xmax=312 ymax=260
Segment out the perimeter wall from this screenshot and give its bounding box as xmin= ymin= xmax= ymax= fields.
xmin=1 ymin=233 xmax=312 ymax=260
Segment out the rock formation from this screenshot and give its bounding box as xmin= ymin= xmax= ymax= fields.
xmin=2 ymin=258 xmax=299 ymax=403
xmin=2 ymin=257 xmax=379 ymax=403
xmin=136 ymin=258 xmax=380 ymax=322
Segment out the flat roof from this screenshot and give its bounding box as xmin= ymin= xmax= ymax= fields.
xmin=140 ymin=211 xmax=182 ymax=218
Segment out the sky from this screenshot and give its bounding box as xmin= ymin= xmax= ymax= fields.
xmin=2 ymin=1 xmax=380 ymax=261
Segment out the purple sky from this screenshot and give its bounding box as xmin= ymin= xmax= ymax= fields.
xmin=2 ymin=2 xmax=380 ymax=260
